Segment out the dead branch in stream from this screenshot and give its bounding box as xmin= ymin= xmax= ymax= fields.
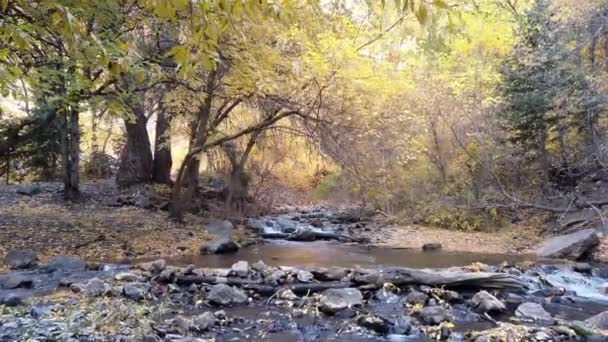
xmin=175 ymin=267 xmax=527 ymax=294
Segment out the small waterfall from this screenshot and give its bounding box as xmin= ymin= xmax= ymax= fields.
xmin=533 ymin=265 xmax=608 ymax=301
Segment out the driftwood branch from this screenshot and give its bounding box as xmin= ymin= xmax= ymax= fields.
xmin=175 ymin=267 xmax=527 ymax=296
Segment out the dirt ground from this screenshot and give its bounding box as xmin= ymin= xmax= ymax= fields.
xmin=377 ymin=224 xmax=544 ymax=255
xmin=0 ymin=181 xmax=215 ymax=265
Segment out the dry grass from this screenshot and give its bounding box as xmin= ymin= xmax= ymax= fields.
xmin=0 ymin=194 xmax=214 ymax=262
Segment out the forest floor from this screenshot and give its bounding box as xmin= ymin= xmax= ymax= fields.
xmin=0 ymin=181 xmax=217 ymax=267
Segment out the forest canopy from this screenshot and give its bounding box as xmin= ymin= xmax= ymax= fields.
xmin=2 ymin=0 xmax=608 ymax=228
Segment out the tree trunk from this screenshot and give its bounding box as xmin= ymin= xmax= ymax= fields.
xmin=538 ymin=126 xmax=550 ymax=190
xmin=170 ymin=70 xmax=218 ymax=221
xmin=152 ymin=107 xmax=173 ymax=184
xmin=117 ymin=103 xmax=153 ymax=187
xmin=63 ymin=108 xmax=81 ymax=202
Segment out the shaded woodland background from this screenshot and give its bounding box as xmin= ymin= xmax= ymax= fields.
xmin=3 ymin=0 xmax=608 ymax=230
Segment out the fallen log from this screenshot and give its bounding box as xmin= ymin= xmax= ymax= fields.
xmin=176 ymin=276 xmax=262 ymax=286
xmin=287 ymin=281 xmax=356 ymax=294
xmin=260 ymin=231 xmax=367 ymax=243
xmin=353 ymin=267 xmax=528 ymax=292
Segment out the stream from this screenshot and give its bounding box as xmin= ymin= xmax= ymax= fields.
xmin=1 ymin=206 xmax=608 ymax=341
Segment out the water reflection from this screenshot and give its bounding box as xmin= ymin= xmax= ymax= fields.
xmin=167 ymin=241 xmax=531 ymax=269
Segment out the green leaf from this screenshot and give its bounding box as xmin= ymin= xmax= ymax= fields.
xmin=433 ymin=0 xmax=449 ymax=9
xmin=416 ymin=5 xmax=428 ymax=24
xmin=166 ymin=45 xmax=189 ymax=66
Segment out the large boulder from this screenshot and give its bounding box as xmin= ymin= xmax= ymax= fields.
xmin=586 ymin=310 xmax=608 ymax=330
xmin=4 ymin=250 xmax=38 ymax=270
xmin=207 ymin=284 xmax=248 ymax=306
xmin=536 ymin=229 xmax=599 ymax=260
xmin=200 ymin=238 xmax=240 ymax=255
xmin=318 ymin=288 xmax=363 ymax=314
xmin=2 ymin=274 xmax=33 ymax=289
xmin=470 ymin=291 xmax=505 ymax=313
xmin=205 ymin=221 xmax=234 ymax=239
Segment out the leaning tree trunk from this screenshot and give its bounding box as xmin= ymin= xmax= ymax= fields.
xmin=117 ymin=103 xmax=153 ymax=187
xmin=152 ymin=107 xmax=173 ymax=184
xmin=62 ymin=107 xmax=81 ymax=202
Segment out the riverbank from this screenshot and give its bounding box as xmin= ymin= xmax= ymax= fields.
xmin=0 ymin=255 xmax=607 ymax=341
xmin=379 ymin=224 xmax=543 ymax=255
xmin=1 ymin=181 xmax=606 ymax=263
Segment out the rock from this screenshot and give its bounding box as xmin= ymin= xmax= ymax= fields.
xmin=83 ymin=277 xmax=110 ymax=297
xmin=142 ymin=335 xmax=162 ymax=342
xmin=200 ymin=238 xmax=240 ymax=254
xmin=30 ymin=306 xmax=52 ymax=318
xmin=536 ymin=229 xmax=599 ymax=260
xmin=470 ymin=291 xmax=505 ymax=313
xmin=422 ymin=243 xmax=442 ymax=251
xmin=2 ymin=274 xmax=33 ymax=289
xmin=4 ymin=250 xmax=38 ymax=269
xmin=515 ymin=302 xmax=553 ymax=323
xmin=252 ymin=260 xmax=272 ymax=277
xmin=296 ymin=270 xmax=314 ymax=283
xmin=534 ymin=331 xmax=552 ymax=341
xmin=173 ymin=316 xmax=191 ymax=334
xmin=205 ymin=220 xmax=234 ymax=239
xmin=419 ymin=306 xmax=450 ymax=325
xmin=123 ymin=282 xmax=148 ymax=301
xmin=192 ymin=312 xmax=217 ymax=331
xmin=312 ymin=267 xmax=347 ymax=281
xmin=290 ymin=230 xmax=317 ymax=241
xmin=115 ymin=272 xmax=140 ymax=282
xmin=405 ymin=291 xmax=429 ymax=306
xmin=43 ymin=256 xmax=86 ymax=272
xmin=159 ymin=267 xmax=179 ymax=282
xmin=444 ymin=290 xmax=462 ymax=303
xmin=246 ymin=219 xmax=267 ymax=232
xmin=276 ymin=218 xmax=297 ymax=233
xmin=267 ymin=270 xmax=287 ymax=285
xmin=573 ymin=262 xmax=592 ymax=273
xmin=17 ymin=184 xmax=42 ymax=196
xmin=138 ymin=259 xmax=166 ymax=273
xmin=585 ymin=310 xmax=608 ymax=330
xmin=214 ymin=310 xmax=227 ymax=320
xmin=310 ymin=219 xmax=324 ymax=228
xmin=357 ymin=314 xmax=388 ymax=334
xmin=230 ymin=261 xmax=250 ymax=277
xmin=532 ymin=287 xmax=566 ymax=297
xmin=278 ymin=289 xmax=298 ymax=300
xmin=0 ymin=293 xmax=24 ymax=307
xmin=318 ymin=288 xmax=363 ymax=314
xmin=207 ymin=284 xmax=248 ymax=306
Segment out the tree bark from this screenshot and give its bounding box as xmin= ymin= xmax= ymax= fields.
xmin=152 ymin=106 xmax=173 ymax=184
xmin=117 ymin=102 xmax=153 ymax=187
xmin=63 ymin=107 xmax=81 ymax=202
xmin=170 ymin=70 xmax=218 ymax=221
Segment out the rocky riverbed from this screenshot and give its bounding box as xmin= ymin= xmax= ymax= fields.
xmin=1 ymin=250 xmax=608 ymax=341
